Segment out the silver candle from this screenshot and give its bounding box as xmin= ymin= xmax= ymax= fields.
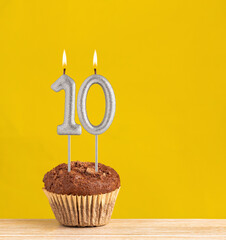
xmin=77 ymin=73 xmax=116 ymax=171
xmin=77 ymin=74 xmax=116 ymax=135
xmin=51 ymin=74 xmax=82 ymax=135
xmin=51 ymin=50 xmax=81 ymax=172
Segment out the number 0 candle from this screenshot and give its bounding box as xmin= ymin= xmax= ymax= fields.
xmin=77 ymin=50 xmax=116 ymax=172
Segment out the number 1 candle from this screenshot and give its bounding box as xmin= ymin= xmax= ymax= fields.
xmin=51 ymin=50 xmax=82 ymax=172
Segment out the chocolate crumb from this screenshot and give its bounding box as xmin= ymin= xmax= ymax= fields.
xmin=86 ymin=167 xmax=95 ymax=175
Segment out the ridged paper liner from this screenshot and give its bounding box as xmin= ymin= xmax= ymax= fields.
xmin=43 ymin=188 xmax=120 ymax=227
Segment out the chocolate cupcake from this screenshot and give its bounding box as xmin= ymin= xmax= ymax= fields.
xmin=43 ymin=161 xmax=120 ymax=227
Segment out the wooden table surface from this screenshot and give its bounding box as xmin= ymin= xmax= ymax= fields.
xmin=0 ymin=219 xmax=225 ymax=239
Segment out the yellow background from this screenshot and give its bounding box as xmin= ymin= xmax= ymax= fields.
xmin=0 ymin=0 xmax=226 ymax=219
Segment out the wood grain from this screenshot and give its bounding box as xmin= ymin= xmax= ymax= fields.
xmin=0 ymin=219 xmax=225 ymax=239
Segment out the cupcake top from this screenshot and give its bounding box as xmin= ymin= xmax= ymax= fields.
xmin=43 ymin=161 xmax=120 ymax=196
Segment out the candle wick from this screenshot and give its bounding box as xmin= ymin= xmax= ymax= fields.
xmin=63 ymin=68 xmax=66 ymax=74
xmin=94 ymin=68 xmax=96 ymax=74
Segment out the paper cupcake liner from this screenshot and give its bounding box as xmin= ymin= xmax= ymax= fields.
xmin=43 ymin=188 xmax=120 ymax=227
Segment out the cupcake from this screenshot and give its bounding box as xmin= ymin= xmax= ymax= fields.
xmin=43 ymin=161 xmax=120 ymax=227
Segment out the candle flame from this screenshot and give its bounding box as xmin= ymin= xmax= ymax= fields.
xmin=93 ymin=50 xmax=97 ymax=68
xmin=62 ymin=50 xmax=67 ymax=68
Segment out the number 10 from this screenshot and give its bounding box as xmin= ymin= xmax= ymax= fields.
xmin=51 ymin=74 xmax=116 ymax=136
